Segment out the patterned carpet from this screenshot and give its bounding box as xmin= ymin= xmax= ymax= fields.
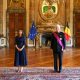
xmin=0 ymin=67 xmax=80 ymax=80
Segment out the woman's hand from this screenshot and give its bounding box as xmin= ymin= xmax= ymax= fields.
xmin=19 ymin=45 xmax=25 ymax=52
xmin=15 ymin=45 xmax=25 ymax=52
xmin=20 ymin=45 xmax=25 ymax=51
xmin=18 ymin=48 xmax=22 ymax=52
xmin=18 ymin=48 xmax=22 ymax=51
xmin=15 ymin=45 xmax=21 ymax=51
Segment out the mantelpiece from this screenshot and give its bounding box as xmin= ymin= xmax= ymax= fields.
xmin=37 ymin=24 xmax=64 ymax=33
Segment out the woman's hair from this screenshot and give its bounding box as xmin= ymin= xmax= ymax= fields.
xmin=18 ymin=29 xmax=25 ymax=37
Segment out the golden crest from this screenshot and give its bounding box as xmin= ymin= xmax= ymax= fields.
xmin=39 ymin=0 xmax=59 ymax=20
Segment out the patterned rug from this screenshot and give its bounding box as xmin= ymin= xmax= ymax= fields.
xmin=0 ymin=67 xmax=80 ymax=80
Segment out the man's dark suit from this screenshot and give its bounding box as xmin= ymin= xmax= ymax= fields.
xmin=51 ymin=32 xmax=66 ymax=72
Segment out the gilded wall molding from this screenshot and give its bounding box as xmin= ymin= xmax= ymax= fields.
xmin=7 ymin=0 xmax=26 ymax=9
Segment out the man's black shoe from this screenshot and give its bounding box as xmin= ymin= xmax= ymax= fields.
xmin=53 ymin=70 xmax=58 ymax=73
xmin=58 ymin=70 xmax=62 ymax=73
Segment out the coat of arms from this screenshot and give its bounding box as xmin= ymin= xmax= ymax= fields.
xmin=39 ymin=0 xmax=59 ymax=20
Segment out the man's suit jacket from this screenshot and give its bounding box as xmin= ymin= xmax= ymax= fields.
xmin=51 ymin=32 xmax=66 ymax=53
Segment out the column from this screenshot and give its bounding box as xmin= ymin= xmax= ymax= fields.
xmin=70 ymin=0 xmax=73 ymax=46
xmin=3 ymin=0 xmax=7 ymax=37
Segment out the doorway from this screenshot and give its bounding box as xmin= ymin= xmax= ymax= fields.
xmin=7 ymin=9 xmax=26 ymax=49
xmin=74 ymin=12 xmax=80 ymax=47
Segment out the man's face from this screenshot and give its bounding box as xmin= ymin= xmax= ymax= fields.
xmin=56 ymin=25 xmax=61 ymax=32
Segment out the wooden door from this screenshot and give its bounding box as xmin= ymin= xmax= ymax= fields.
xmin=18 ymin=13 xmax=25 ymax=30
xmin=8 ymin=12 xmax=26 ymax=49
xmin=9 ymin=13 xmax=15 ymax=49
xmin=74 ymin=13 xmax=80 ymax=47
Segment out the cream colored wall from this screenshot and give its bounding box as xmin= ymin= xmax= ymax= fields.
xmin=26 ymin=0 xmax=30 ymax=37
xmin=70 ymin=0 xmax=73 ymax=37
xmin=3 ymin=0 xmax=7 ymax=37
xmin=68 ymin=0 xmax=73 ymax=46
xmin=0 ymin=0 xmax=3 ymax=34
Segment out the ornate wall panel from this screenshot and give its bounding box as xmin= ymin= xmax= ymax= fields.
xmin=66 ymin=0 xmax=70 ymax=23
xmin=29 ymin=0 xmax=70 ymax=33
xmin=74 ymin=0 xmax=80 ymax=10
xmin=7 ymin=0 xmax=26 ymax=9
xmin=29 ymin=0 xmax=35 ymax=26
xmin=0 ymin=0 xmax=3 ymax=35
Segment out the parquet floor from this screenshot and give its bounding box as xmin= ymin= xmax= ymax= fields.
xmin=0 ymin=47 xmax=80 ymax=67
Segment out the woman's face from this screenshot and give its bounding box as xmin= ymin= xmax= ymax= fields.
xmin=19 ymin=30 xmax=23 ymax=36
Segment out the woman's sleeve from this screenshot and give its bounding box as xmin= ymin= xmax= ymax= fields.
xmin=23 ymin=37 xmax=26 ymax=46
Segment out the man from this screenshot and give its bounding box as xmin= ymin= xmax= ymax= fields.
xmin=51 ymin=24 xmax=66 ymax=73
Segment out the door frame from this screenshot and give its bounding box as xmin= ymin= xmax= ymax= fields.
xmin=73 ymin=10 xmax=80 ymax=47
xmin=6 ymin=9 xmax=26 ymax=48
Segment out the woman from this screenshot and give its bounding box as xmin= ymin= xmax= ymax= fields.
xmin=14 ymin=30 xmax=27 ymax=72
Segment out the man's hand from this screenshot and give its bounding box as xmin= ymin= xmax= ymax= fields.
xmin=62 ymin=48 xmax=66 ymax=53
xmin=62 ymin=48 xmax=63 ymax=51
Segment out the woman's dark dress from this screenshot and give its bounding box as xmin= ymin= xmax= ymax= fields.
xmin=14 ymin=36 xmax=27 ymax=66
